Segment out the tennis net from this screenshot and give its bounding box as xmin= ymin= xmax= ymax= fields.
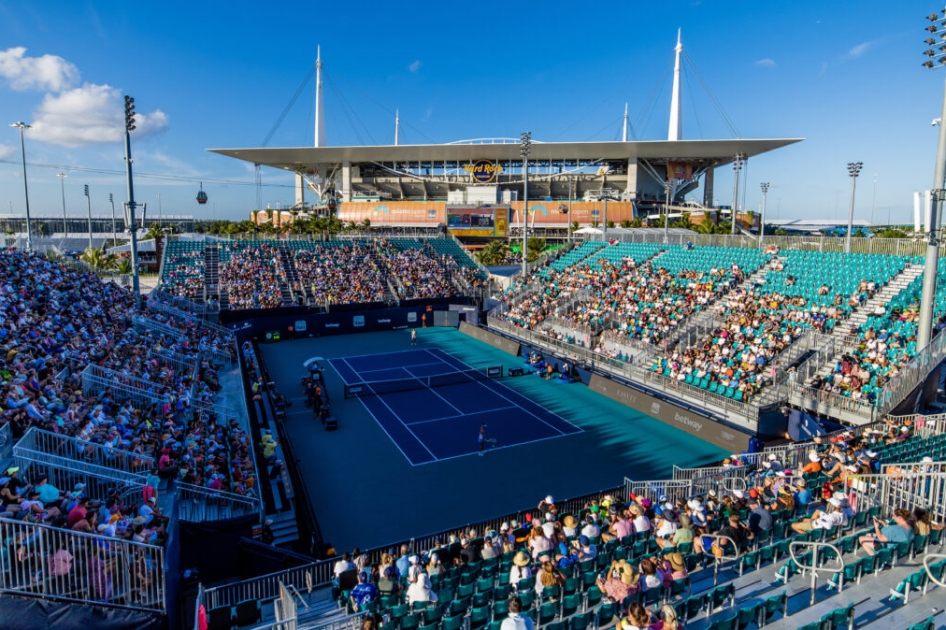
xmin=344 ymin=365 xmax=503 ymax=399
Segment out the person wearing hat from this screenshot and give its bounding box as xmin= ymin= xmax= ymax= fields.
xmin=509 ymin=551 xmax=532 ymax=589
xmin=576 ymin=534 xmax=597 ymax=561
xmin=607 ymin=508 xmax=633 ymax=543
xmin=661 ymin=551 xmax=688 ymax=580
xmin=629 ymin=504 xmax=653 ymax=535
xmin=791 ymin=498 xmax=844 ymax=534
xmin=802 ymin=452 xmax=822 ymax=474
xmin=657 ymin=513 xmax=694 ymax=550
xmin=773 ymin=486 xmax=796 ymax=512
xmin=793 ymin=478 xmax=812 ymax=507
xmin=426 ymin=552 xmax=444 ymax=578
xmin=561 ymin=514 xmax=578 ymax=538
xmin=596 ymin=559 xmax=641 ymax=603
xmin=537 ymin=495 xmax=558 ymax=517
xmin=350 ymin=571 xmax=379 ymax=611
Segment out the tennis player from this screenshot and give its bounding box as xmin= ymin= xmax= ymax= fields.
xmin=411 ymin=328 xmax=417 ymax=346
xmin=478 ymin=423 xmax=487 ymax=457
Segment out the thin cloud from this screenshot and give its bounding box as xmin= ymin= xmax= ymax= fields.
xmin=0 ymin=143 xmax=14 ymax=160
xmin=819 ymin=61 xmax=829 ymax=76
xmin=847 ymin=41 xmax=873 ymax=59
xmin=30 ymin=83 xmax=168 ymax=148
xmin=0 ymin=46 xmax=79 ymax=92
xmin=754 ymin=58 xmax=776 ymax=68
xmin=408 ymin=60 xmax=422 ymax=74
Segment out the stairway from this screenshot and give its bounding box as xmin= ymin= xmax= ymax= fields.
xmin=278 ymin=244 xmax=300 ymax=306
xmin=204 ymin=244 xmax=219 ymax=304
xmin=268 ymin=510 xmax=299 ymax=547
xmin=808 ymin=263 xmax=925 ymax=382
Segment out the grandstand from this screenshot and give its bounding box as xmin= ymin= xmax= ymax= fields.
xmin=157 ymin=236 xmax=487 ymax=309
xmin=0 ymin=232 xmax=943 ymax=630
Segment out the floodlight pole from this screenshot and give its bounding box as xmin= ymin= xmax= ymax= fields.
xmin=57 ymin=173 xmax=67 ymax=237
xmin=918 ymin=13 xmax=946 ymax=349
xmin=124 ymin=95 xmax=141 ymax=305
xmin=84 ymin=184 xmax=92 ymax=250
xmin=520 ymin=131 xmax=531 ymax=277
xmin=844 ymin=162 xmax=862 ymax=254
xmin=664 ymin=179 xmax=673 ymax=243
xmin=568 ymin=176 xmax=574 ymax=244
xmin=10 ymin=122 xmax=32 ymax=252
xmin=730 ymin=154 xmax=744 ymax=236
xmin=759 ymin=182 xmax=770 ymax=247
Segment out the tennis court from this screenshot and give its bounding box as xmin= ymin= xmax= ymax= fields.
xmin=330 ymin=348 xmax=582 ymax=465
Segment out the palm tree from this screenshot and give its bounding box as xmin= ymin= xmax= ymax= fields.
xmin=477 ymin=239 xmax=509 ymax=265
xmin=80 ymin=247 xmax=115 ymax=270
xmin=620 ymin=219 xmax=632 ymax=228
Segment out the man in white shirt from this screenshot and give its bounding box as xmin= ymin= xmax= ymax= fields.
xmin=580 ymin=516 xmax=600 ymax=538
xmin=501 ymin=597 xmax=535 ymax=630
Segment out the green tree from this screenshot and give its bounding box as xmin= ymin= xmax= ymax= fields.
xmin=477 ymin=239 xmax=509 ymax=265
xmin=876 ymin=228 xmax=908 ymax=239
xmin=526 ymin=237 xmax=546 ymax=262
xmin=80 ymin=247 xmax=115 ymax=270
xmin=607 ymin=220 xmax=615 ymax=229
xmin=571 ymin=221 xmax=579 ymax=232
xmin=620 ymin=219 xmax=632 ymax=228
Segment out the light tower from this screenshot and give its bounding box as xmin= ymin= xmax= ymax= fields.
xmin=919 ymin=10 xmax=946 ymax=349
xmin=10 ymin=122 xmax=32 ymax=251
xmin=845 ymin=162 xmax=863 ymax=254
xmin=520 ymin=131 xmax=532 ymax=277
xmin=759 ymin=182 xmax=770 ymax=246
xmin=123 ymin=95 xmax=141 ymax=303
xmin=730 ymin=154 xmax=745 ymax=235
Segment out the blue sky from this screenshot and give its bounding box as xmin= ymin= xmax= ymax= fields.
xmin=0 ymin=1 xmax=943 ymax=224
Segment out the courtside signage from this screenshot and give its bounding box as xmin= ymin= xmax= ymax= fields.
xmin=589 ymin=374 xmax=749 ymax=452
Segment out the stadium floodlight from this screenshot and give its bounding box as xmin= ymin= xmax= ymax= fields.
xmin=10 ymin=122 xmax=32 ymax=252
xmin=730 ymin=153 xmax=745 ymax=235
xmin=123 ymin=94 xmax=141 ymax=303
xmin=759 ymin=182 xmax=770 ymax=247
xmin=919 ymin=12 xmax=946 ymax=349
xmin=844 ymin=162 xmax=862 ymax=254
xmin=520 ymin=131 xmax=532 ymax=277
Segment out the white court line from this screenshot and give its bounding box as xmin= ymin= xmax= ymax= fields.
xmin=413 ymin=432 xmax=579 ymax=466
xmin=403 ymin=405 xmax=520 ymax=427
xmin=360 ymin=361 xmax=445 ymax=379
xmin=336 ymin=348 xmax=435 ymax=362
xmin=335 ymin=357 xmax=428 ymax=467
xmin=423 ymin=385 xmax=465 ymax=416
xmin=422 ymin=348 xmax=580 ymax=437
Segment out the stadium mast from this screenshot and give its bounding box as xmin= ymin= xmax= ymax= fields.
xmin=622 ymin=103 xmax=629 ymax=142
xmin=668 ymin=29 xmax=683 ymax=141
xmin=314 ymin=46 xmax=326 ymax=148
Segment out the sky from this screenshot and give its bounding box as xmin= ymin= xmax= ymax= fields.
xmin=0 ymin=1 xmax=943 ymax=224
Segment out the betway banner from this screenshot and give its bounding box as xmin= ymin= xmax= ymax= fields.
xmin=589 ymin=374 xmax=749 ymax=452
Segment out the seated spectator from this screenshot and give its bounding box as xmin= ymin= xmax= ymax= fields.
xmin=791 ymin=498 xmax=845 ymax=534
xmin=350 ymin=571 xmax=378 ymax=611
xmin=406 ymin=572 xmax=437 ymax=606
xmin=596 ymin=559 xmax=640 ymax=603
xmin=859 ymin=509 xmax=914 ymax=559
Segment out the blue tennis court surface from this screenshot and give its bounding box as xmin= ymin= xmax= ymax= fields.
xmin=330 ymin=348 xmax=582 ymax=465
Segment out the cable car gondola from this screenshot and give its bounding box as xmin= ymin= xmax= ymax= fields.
xmin=196 ymin=183 xmax=208 ymax=205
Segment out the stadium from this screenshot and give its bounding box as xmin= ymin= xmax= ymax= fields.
xmin=0 ymin=30 xmax=944 ymax=630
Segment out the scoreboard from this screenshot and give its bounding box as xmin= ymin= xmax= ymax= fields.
xmin=445 ymin=206 xmax=509 ymax=237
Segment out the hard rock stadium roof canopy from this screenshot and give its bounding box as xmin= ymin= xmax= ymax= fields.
xmin=209 ymin=138 xmax=803 ymax=206
xmin=209 ymin=138 xmax=801 ymax=172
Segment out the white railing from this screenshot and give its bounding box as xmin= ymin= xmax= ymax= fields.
xmin=13 ymin=427 xmax=153 ymax=480
xmin=177 ymin=481 xmax=260 ymax=523
xmin=0 ymin=518 xmax=165 ymax=612
xmin=847 ymin=471 xmax=946 ymax=520
xmin=81 ymin=364 xmax=169 ymax=413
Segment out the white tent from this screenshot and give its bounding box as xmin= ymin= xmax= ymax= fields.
xmin=106 ymin=238 xmax=157 ymax=254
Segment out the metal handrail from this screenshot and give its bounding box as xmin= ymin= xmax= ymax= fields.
xmin=788 ymin=541 xmax=843 ymax=605
xmin=701 ymin=534 xmax=738 ymax=586
xmin=923 ymin=553 xmax=946 ymax=589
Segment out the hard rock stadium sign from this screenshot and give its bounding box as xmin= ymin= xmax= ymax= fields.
xmin=464 ymin=160 xmax=503 ymax=183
